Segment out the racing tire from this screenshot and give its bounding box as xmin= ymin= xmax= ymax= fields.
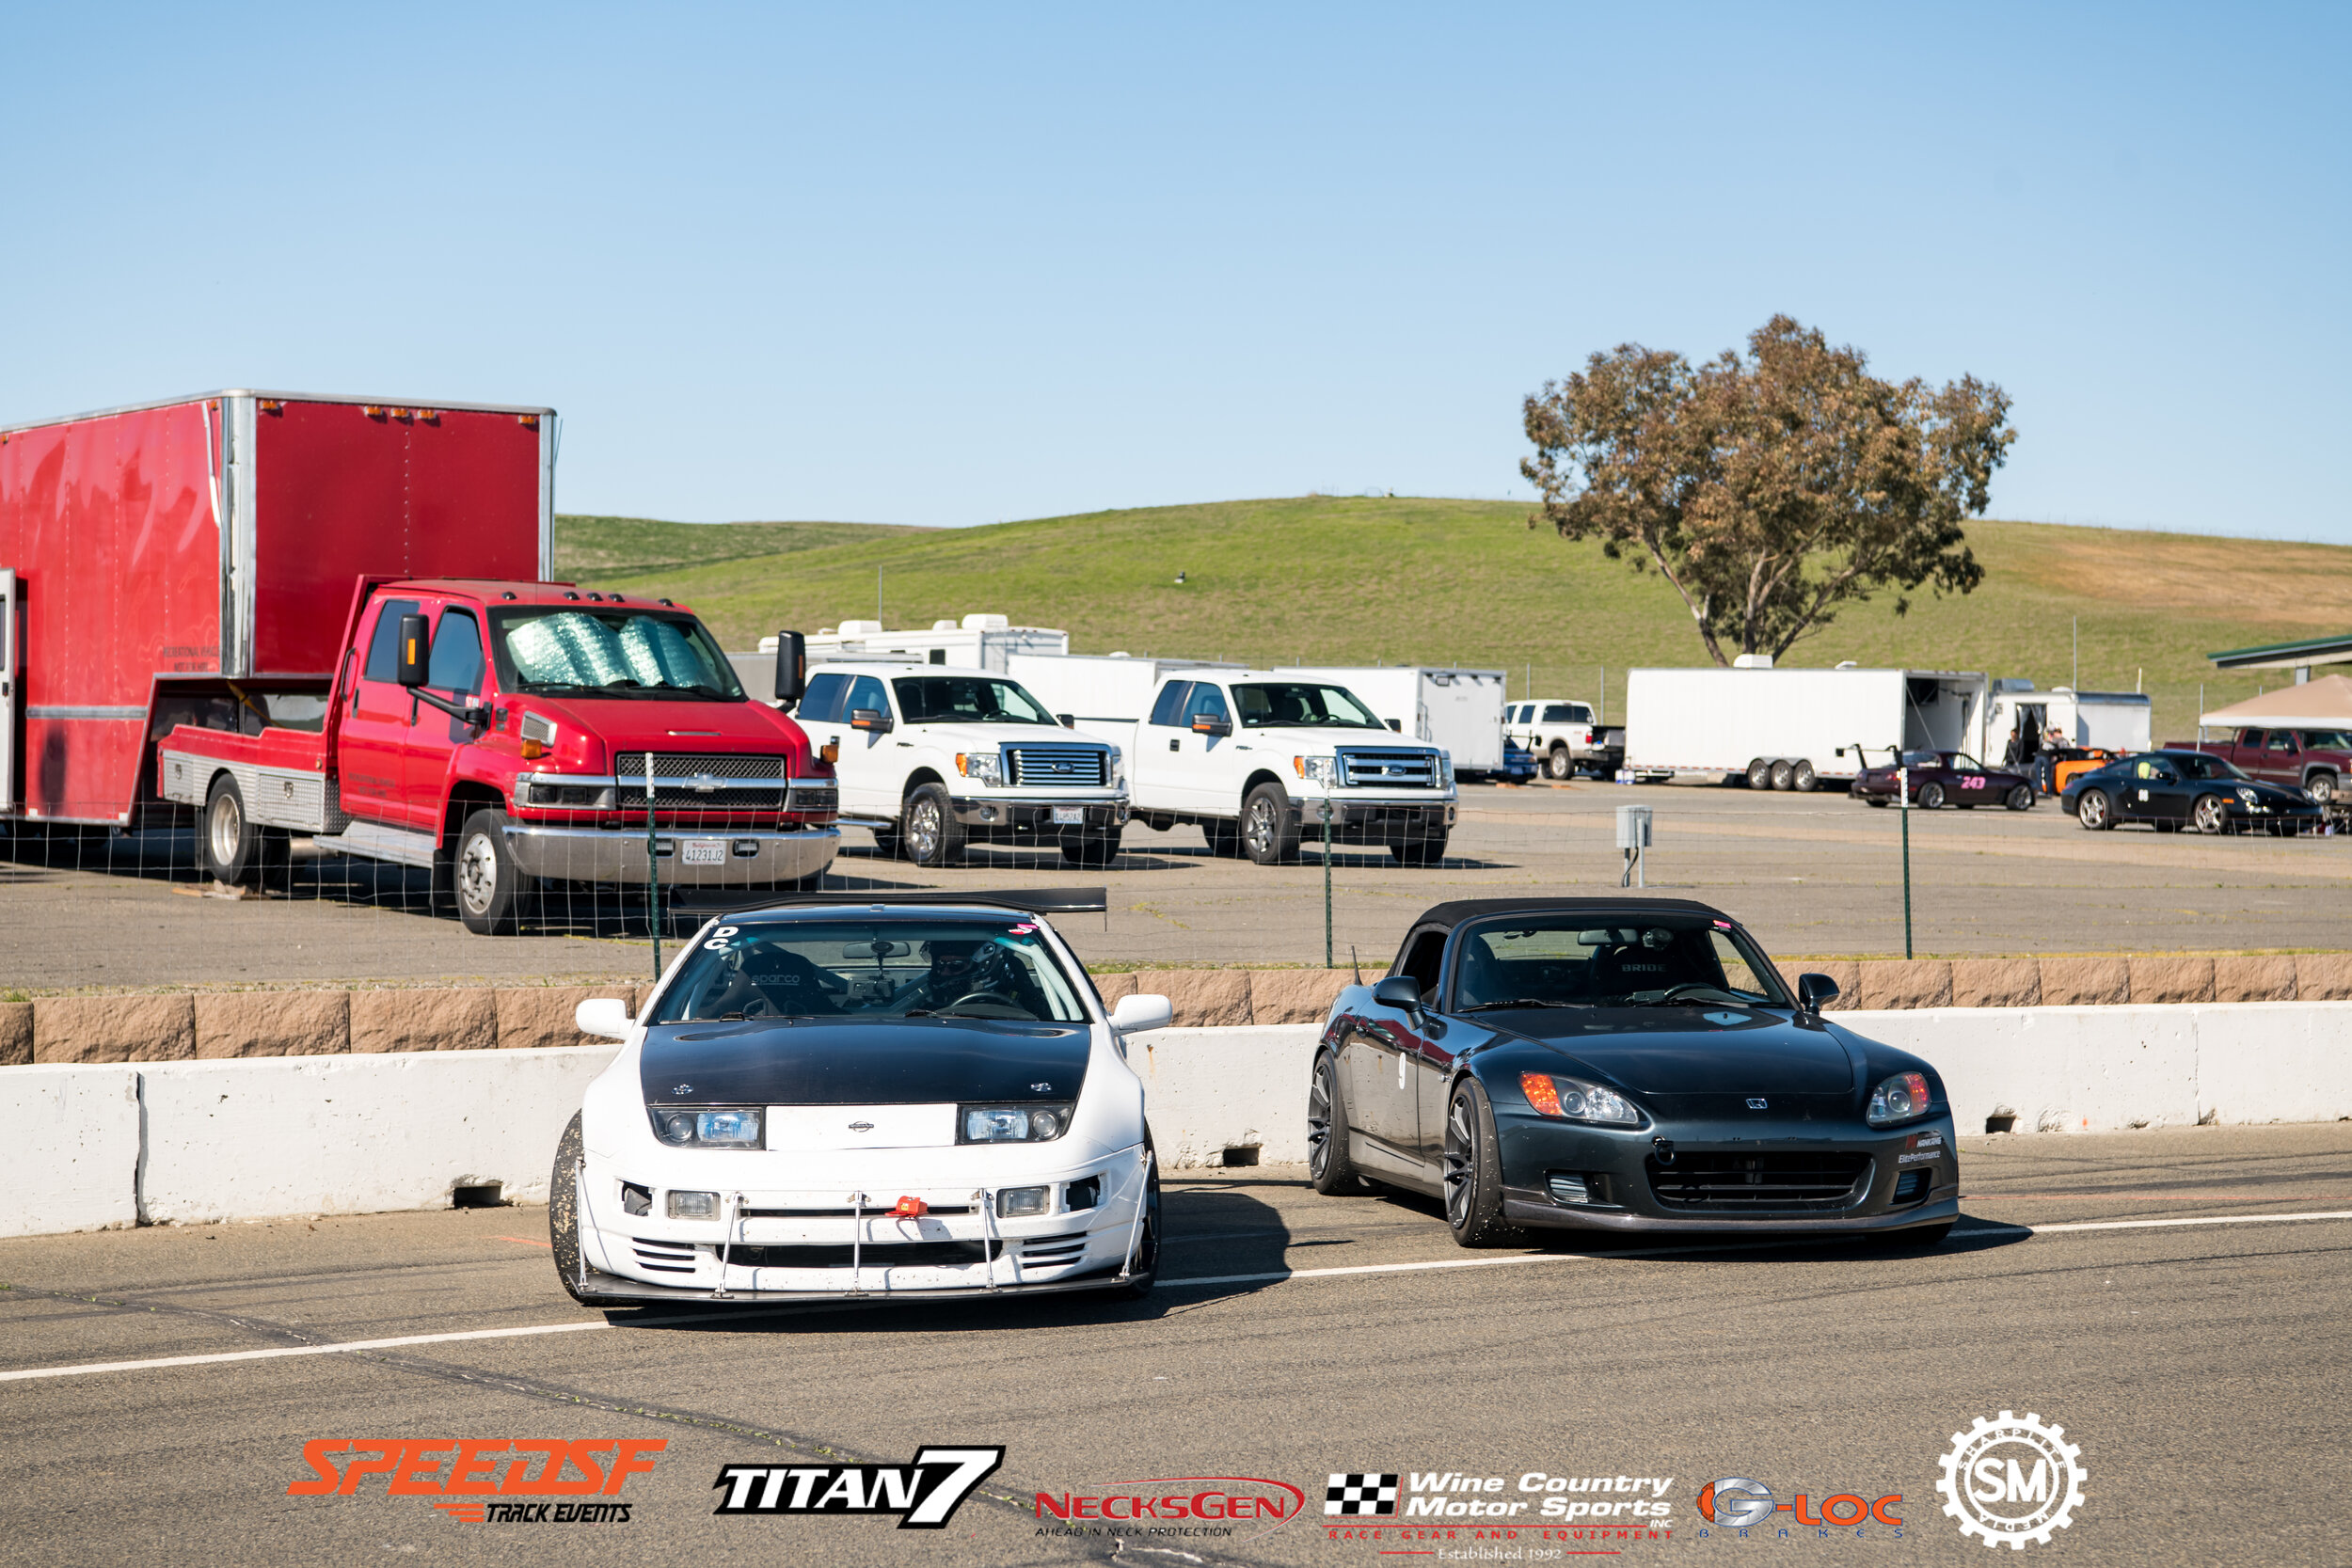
xmin=548 ymin=1113 xmax=631 ymax=1308
xmin=200 ymin=774 xmax=262 ymax=884
xmin=2307 ymin=772 xmax=2338 ymax=806
xmin=2076 ymin=789 xmax=2113 ymax=830
xmin=2005 ymin=784 xmax=2034 ymax=811
xmin=2192 ymin=793 xmax=2232 ymax=835
xmin=1790 ymin=758 xmax=1818 ymax=793
xmin=901 ymin=783 xmax=967 ymax=866
xmin=1308 ymin=1053 xmax=1363 ymax=1196
xmin=1744 ymin=757 xmax=1773 ymax=790
xmin=1442 ymin=1078 xmax=1520 ymax=1248
xmin=453 ymin=808 xmax=535 ymax=936
xmin=1059 ymin=830 xmax=1122 ymax=867
xmin=1769 ymin=759 xmax=1795 ymax=791
xmin=1545 ymin=746 xmax=1574 ymax=781
xmin=1389 ymin=832 xmax=1448 ymax=866
xmin=1100 ymin=1144 xmax=1161 ymax=1301
xmin=1916 ymin=782 xmax=1946 ymax=810
xmin=1241 ymin=784 xmax=1300 ymax=865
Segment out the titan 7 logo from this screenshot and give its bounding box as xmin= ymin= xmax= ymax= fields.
xmin=713 ymin=1447 xmax=1004 ymax=1529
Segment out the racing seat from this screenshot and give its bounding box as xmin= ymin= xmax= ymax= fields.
xmin=703 ymin=943 xmax=844 ymax=1018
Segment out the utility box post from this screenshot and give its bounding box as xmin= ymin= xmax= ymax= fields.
xmin=1616 ymin=803 xmax=1653 ymax=888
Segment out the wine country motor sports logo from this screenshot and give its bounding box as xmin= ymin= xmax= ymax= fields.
xmin=1695 ymin=1477 xmax=1905 ymax=1538
xmin=1327 ymin=1474 xmax=1401 ymax=1516
xmin=287 ymin=1439 xmax=665 ymax=1524
xmin=1936 ymin=1412 xmax=2088 ymax=1548
xmin=712 ymin=1447 xmax=1003 ymax=1529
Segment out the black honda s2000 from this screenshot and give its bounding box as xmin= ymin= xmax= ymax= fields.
xmin=1310 ymin=898 xmax=1957 ymax=1245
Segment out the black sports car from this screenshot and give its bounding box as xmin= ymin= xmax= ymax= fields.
xmin=1850 ymin=750 xmax=2035 ymax=811
xmin=1309 ymin=897 xmax=1957 ymax=1245
xmin=2059 ymin=750 xmax=2327 ymax=834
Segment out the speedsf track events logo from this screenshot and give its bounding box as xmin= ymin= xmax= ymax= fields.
xmin=288 ymin=1439 xmax=664 ymax=1524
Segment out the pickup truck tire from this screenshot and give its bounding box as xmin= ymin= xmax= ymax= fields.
xmin=1059 ymin=830 xmax=1122 ymax=867
xmin=199 ymin=774 xmax=286 ymax=886
xmin=1204 ymin=818 xmax=1244 ymax=858
xmin=1545 ymin=745 xmax=1574 ymax=781
xmin=1241 ymin=784 xmax=1300 ymax=864
xmin=454 ymin=807 xmax=535 ymax=935
xmin=901 ymin=784 xmax=966 ymax=866
xmin=2308 ymin=772 xmax=2338 ymax=805
xmin=1389 ymin=832 xmax=1448 ymax=866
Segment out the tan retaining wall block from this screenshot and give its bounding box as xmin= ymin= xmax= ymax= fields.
xmin=2212 ymin=956 xmax=2296 ymax=1004
xmin=1246 ymin=970 xmax=1352 ymax=1024
xmin=349 ymin=988 xmax=497 ymax=1053
xmin=35 ymin=994 xmax=197 ymax=1064
xmin=2129 ymin=956 xmax=2214 ymax=1006
xmin=0 ymin=1003 xmax=31 ymax=1067
xmin=2294 ymin=954 xmax=2352 ymax=1001
xmin=1132 ymin=970 xmax=1251 ymax=1027
xmin=195 ymin=990 xmax=350 ymax=1058
xmin=1949 ymin=959 xmax=2041 ymax=1009
xmin=496 ymin=987 xmax=635 ymax=1051
xmin=1855 ymin=960 xmax=1950 ymax=1011
xmin=2038 ymin=957 xmax=2129 ymax=1006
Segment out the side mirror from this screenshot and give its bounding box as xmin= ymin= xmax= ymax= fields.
xmin=1191 ymin=715 xmax=1232 ymax=737
xmin=1109 ymin=993 xmax=1174 ymax=1034
xmin=1372 ymin=974 xmax=1426 ymax=1015
xmin=850 ymin=707 xmax=893 ymax=734
xmin=1796 ymin=973 xmax=1840 ymax=1014
xmin=395 ymin=613 xmax=430 ymax=688
xmin=773 ymin=630 xmax=807 ymax=705
xmin=1058 ymin=713 xmax=1076 ymax=728
xmin=575 ymin=996 xmax=634 ymax=1039
xmin=1385 ymin=718 xmax=1403 ymax=732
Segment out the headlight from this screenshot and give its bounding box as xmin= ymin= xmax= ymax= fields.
xmin=995 ymin=1186 xmax=1051 ymax=1217
xmin=1106 ymin=745 xmax=1124 ymax=787
xmin=1293 ymin=755 xmax=1340 ymax=786
xmin=2238 ymin=788 xmax=2259 ymax=804
xmin=956 ymin=751 xmax=1003 ymax=785
xmin=667 ymin=1189 xmax=718 ymax=1218
xmin=649 ymin=1107 xmax=765 ymax=1147
xmin=1438 ymin=753 xmax=1454 ymax=789
xmin=959 ymin=1102 xmax=1073 ymax=1142
xmin=1519 ymin=1071 xmax=1643 ymax=1127
xmin=1866 ymin=1071 xmax=1933 ymax=1128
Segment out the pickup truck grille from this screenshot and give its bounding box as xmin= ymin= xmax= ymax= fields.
xmin=1336 ymin=747 xmax=1441 ymax=789
xmin=1006 ymin=745 xmax=1107 ymax=787
xmin=1645 ymin=1151 xmax=1872 ymax=1212
xmin=616 ymin=753 xmax=788 ymax=808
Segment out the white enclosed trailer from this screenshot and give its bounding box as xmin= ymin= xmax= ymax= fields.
xmin=1005 ymin=652 xmax=1240 ymax=745
xmin=1624 ymin=662 xmax=1989 ymax=789
xmin=1984 ymin=681 xmax=2152 ymax=764
xmin=760 ymin=613 xmax=1070 ymax=674
xmin=1273 ymin=665 xmax=1507 ymax=773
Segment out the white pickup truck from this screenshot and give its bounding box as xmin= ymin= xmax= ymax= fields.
xmin=1506 ymin=699 xmax=1625 ymax=781
xmin=1018 ymin=662 xmax=1458 ymax=865
xmin=789 ymin=663 xmax=1129 ymax=867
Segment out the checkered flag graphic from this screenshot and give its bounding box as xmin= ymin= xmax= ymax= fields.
xmin=1327 ymin=1473 xmax=1400 ymax=1516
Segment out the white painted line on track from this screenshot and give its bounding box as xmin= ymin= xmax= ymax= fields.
xmin=7 ymin=1207 xmax=2349 ymax=1385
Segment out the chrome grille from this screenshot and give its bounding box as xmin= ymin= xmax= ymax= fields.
xmin=1337 ymin=747 xmax=1440 ymax=788
xmin=1007 ymin=746 xmax=1108 ymax=787
xmin=1645 ymin=1151 xmax=1872 ymax=1212
xmin=616 ymin=753 xmax=790 ymax=808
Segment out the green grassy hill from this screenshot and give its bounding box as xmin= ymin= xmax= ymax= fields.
xmin=554 ymin=499 xmax=2352 ymax=741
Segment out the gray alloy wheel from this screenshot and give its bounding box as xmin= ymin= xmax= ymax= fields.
xmin=201 ymin=774 xmax=255 ymax=883
xmin=2076 ymin=789 xmax=2112 ymax=830
xmin=1790 ymin=758 xmax=1818 ymax=792
xmin=2307 ymin=772 xmax=2337 ymax=805
xmin=454 ymin=807 xmax=533 ymax=935
xmin=1241 ymin=784 xmax=1299 ymax=864
xmin=1917 ymin=781 xmax=1946 ymax=810
xmin=1441 ymin=1079 xmax=1518 ymax=1248
xmin=548 ymin=1113 xmax=629 ymax=1308
xmin=901 ymin=783 xmax=965 ymax=866
xmin=1308 ymin=1053 xmax=1362 ymax=1195
xmin=2005 ymin=784 xmax=2035 ymax=811
xmin=1745 ymin=757 xmax=1773 ymax=790
xmin=2193 ymin=793 xmax=2231 ymax=834
xmin=1769 ymin=759 xmax=1795 ymax=791
xmin=1546 ymin=746 xmax=1574 ymax=781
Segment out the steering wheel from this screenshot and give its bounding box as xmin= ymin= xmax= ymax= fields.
xmin=945 ymin=990 xmax=1022 ymax=1013
xmin=1658 ymin=982 xmax=1740 ymax=1005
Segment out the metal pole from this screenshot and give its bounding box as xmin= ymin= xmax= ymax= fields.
xmin=877 ymin=566 xmax=883 ymax=624
xmin=644 ymin=751 xmax=661 ymax=978
xmin=1321 ymin=797 xmax=1333 ymax=969
xmin=1898 ymin=764 xmax=1913 ymax=960
xmin=1599 ymin=665 xmax=1606 ymax=726
xmin=2073 ymin=617 xmax=2078 ymax=693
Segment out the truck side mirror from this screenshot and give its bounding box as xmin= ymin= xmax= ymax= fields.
xmin=1796 ymin=973 xmax=1840 ymax=1014
xmin=1058 ymin=713 xmax=1075 ymax=728
xmin=773 ymin=630 xmax=807 ymax=705
xmin=1372 ymin=974 xmax=1425 ymax=1016
xmin=395 ymin=613 xmax=431 ymax=688
xmin=1191 ymin=715 xmax=1232 ymax=737
xmin=850 ymin=707 xmax=893 ymax=734
xmin=1385 ymin=718 xmax=1403 ymax=732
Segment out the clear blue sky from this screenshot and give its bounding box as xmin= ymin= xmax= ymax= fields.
xmin=5 ymin=5 xmax=2345 ymax=540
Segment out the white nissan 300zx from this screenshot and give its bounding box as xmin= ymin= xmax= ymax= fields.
xmin=550 ymin=892 xmax=1173 ymax=1307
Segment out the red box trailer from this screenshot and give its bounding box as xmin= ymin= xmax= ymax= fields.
xmin=1 ymin=390 xmax=838 ymax=932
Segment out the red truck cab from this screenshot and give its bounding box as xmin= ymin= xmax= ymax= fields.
xmin=2166 ymin=728 xmax=2346 ymax=807
xmin=159 ymin=578 xmax=837 ymax=933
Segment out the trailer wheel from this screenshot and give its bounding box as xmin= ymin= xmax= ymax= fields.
xmin=201 ymin=775 xmax=260 ymax=884
xmin=1744 ymin=757 xmax=1773 ymax=790
xmin=453 ymin=808 xmax=535 ymax=935
xmin=1769 ymin=759 xmax=1795 ymax=791
xmin=1790 ymin=758 xmax=1818 ymax=792
xmin=1546 ymin=745 xmax=1574 ymax=781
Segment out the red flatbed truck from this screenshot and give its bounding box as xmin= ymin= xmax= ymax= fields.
xmin=0 ymin=390 xmax=836 ymax=932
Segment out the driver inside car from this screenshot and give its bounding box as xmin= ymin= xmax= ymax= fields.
xmin=899 ymin=937 xmax=1042 ymax=1018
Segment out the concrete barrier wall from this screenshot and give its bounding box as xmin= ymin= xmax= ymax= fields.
xmin=5 ymin=1006 xmax=2347 ymax=1239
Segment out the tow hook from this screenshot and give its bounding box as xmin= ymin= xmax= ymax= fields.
xmin=1652 ymin=1137 xmax=1675 ymax=1164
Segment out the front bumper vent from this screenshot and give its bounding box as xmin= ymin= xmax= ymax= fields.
xmin=1645 ymin=1151 xmax=1872 ymax=1212
xmin=630 ymin=1237 xmax=699 ymax=1274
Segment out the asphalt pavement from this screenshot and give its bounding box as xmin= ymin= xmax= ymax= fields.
xmin=4 ymin=1123 xmax=2345 ymax=1567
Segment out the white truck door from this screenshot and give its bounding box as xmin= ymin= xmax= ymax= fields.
xmin=1130 ymin=678 xmax=1194 ymax=813
xmin=0 ymin=569 xmax=14 ymax=812
xmin=834 ymin=673 xmax=898 ymax=816
xmin=1179 ymin=681 xmax=1241 ymax=815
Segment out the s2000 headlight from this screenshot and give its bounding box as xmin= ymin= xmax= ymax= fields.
xmin=1519 ymin=1072 xmax=1644 ymax=1127
xmin=1866 ymin=1071 xmax=1933 ymax=1127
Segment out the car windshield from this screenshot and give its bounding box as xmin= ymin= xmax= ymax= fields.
xmin=645 ymin=918 xmax=1090 ymax=1024
xmin=1451 ymin=913 xmax=1792 ymax=1010
xmin=2176 ymin=753 xmax=2246 ymax=781
xmin=1232 ymin=683 xmax=1386 ymax=729
xmin=892 ymin=675 xmax=1060 ymax=725
xmin=489 ymin=608 xmax=745 ymax=700
xmin=1899 ymin=750 xmax=1942 ymax=768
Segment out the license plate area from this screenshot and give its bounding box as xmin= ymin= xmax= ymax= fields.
xmin=681 ymin=837 xmax=727 ymax=864
xmin=1050 ymin=807 xmax=1085 ymax=825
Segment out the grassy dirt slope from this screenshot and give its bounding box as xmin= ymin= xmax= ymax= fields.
xmin=553 ymin=499 xmax=2351 ymax=742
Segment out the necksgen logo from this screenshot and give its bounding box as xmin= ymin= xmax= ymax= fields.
xmin=288 ymin=1439 xmax=666 ymax=1525
xmin=713 ymin=1447 xmax=1003 ymax=1529
xmin=1036 ymin=1476 xmax=1309 ymax=1539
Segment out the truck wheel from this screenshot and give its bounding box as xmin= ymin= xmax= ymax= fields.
xmin=2308 ymin=773 xmax=2337 ymax=805
xmin=869 ymin=825 xmax=901 ymax=859
xmin=201 ymin=774 xmax=261 ymax=884
xmin=1389 ymin=832 xmax=1448 ymax=866
xmin=1059 ymin=830 xmax=1121 ymax=867
xmin=1769 ymin=759 xmax=1795 ymax=791
xmin=1790 ymin=759 xmax=1818 ymax=792
xmin=901 ymin=783 xmax=966 ymax=866
xmin=453 ymin=808 xmax=534 ymax=934
xmin=1204 ymin=818 xmax=1244 ymax=858
xmin=1745 ymin=757 xmax=1773 ymax=790
xmin=1545 ymin=746 xmax=1573 ymax=781
xmin=1240 ymin=784 xmax=1299 ymax=864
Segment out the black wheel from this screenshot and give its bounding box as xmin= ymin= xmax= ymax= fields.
xmin=548 ymin=1113 xmax=629 ymax=1307
xmin=200 ymin=773 xmax=260 ymax=883
xmin=453 ymin=808 xmax=534 ymax=935
xmin=1865 ymin=797 xmax=1889 ymax=808
xmin=2076 ymin=789 xmax=2112 ymax=830
xmin=869 ymin=825 xmax=901 ymax=859
xmin=2308 ymin=772 xmax=2338 ymax=806
xmin=1790 ymin=758 xmax=1818 ymax=792
xmin=1744 ymin=757 xmax=1772 ymax=790
xmin=1442 ymin=1079 xmax=1519 ymax=1248
xmin=1203 ymin=818 xmax=1244 ymax=858
xmin=1546 ymin=746 xmax=1574 ymax=781
xmin=1101 ymin=1146 xmax=1161 ymax=1301
xmin=1769 ymin=759 xmax=1795 ymax=791
xmin=901 ymin=783 xmax=966 ymax=866
xmin=1059 ymin=830 xmax=1121 ymax=867
xmin=1308 ymin=1053 xmax=1362 ymax=1196
xmin=1241 ymin=784 xmax=1299 ymax=864
xmin=2005 ymin=784 xmax=2034 ymax=811
xmin=1916 ymin=782 xmax=1946 ymax=810
xmin=2192 ymin=793 xmax=2231 ymax=834
xmin=1390 ymin=832 xmax=1448 ymax=866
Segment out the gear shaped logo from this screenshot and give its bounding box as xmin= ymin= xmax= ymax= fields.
xmin=1937 ymin=1410 xmax=2087 ymax=1548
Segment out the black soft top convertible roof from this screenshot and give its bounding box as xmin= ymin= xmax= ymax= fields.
xmin=720 ymin=887 xmax=1108 ymax=920
xmin=1410 ymin=895 xmax=1729 ymax=932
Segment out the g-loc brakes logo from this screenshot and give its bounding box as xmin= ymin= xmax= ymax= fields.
xmin=1696 ymin=1477 xmax=1903 ymax=1534
xmin=1935 ymin=1411 xmax=2088 ymax=1548
xmin=713 ymin=1447 xmax=1003 ymax=1529
xmin=287 ymin=1439 xmax=665 ymax=1525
